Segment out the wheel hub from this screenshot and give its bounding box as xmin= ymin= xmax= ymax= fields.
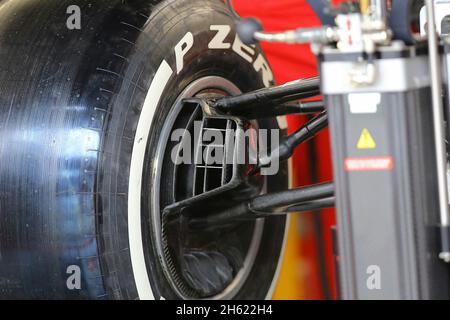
xmin=151 ymin=77 xmax=265 ymax=299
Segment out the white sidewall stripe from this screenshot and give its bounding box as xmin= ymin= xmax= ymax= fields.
xmin=128 ymin=60 xmax=174 ymax=300
xmin=127 ymin=38 xmax=287 ymax=300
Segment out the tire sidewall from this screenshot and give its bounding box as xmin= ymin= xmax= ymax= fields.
xmin=99 ymin=0 xmax=287 ymax=300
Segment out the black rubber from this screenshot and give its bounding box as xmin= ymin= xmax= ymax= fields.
xmin=390 ymin=0 xmax=422 ymax=45
xmin=0 ymin=0 xmax=287 ymax=299
xmin=236 ymin=18 xmax=263 ymax=45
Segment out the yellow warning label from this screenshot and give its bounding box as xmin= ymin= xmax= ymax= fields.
xmin=357 ymin=128 xmax=377 ymax=149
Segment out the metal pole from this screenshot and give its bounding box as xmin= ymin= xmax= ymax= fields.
xmin=425 ymin=0 xmax=450 ymax=262
xmin=371 ymin=0 xmax=388 ymax=24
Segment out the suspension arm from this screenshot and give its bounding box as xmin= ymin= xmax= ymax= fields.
xmin=213 ymin=76 xmax=320 ymax=109
xmin=189 ymin=183 xmax=334 ymax=229
xmin=192 ymin=77 xmax=321 ymax=119
xmin=258 ymin=111 xmax=329 ymax=169
xmin=217 ymin=99 xmax=325 ymax=119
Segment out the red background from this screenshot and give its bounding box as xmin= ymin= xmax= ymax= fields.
xmin=232 ymin=0 xmax=342 ymax=299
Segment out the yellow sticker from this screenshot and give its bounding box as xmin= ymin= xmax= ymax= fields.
xmin=357 ymin=128 xmax=377 ymax=149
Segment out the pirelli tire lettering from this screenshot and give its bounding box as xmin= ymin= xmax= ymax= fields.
xmin=174 ymin=25 xmax=274 ymax=87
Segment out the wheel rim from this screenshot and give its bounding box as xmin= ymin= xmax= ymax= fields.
xmin=150 ymin=76 xmax=265 ymax=299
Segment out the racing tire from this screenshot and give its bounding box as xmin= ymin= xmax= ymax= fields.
xmin=0 ymin=0 xmax=288 ymax=299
